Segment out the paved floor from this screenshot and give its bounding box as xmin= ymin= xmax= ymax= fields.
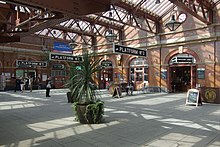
xmin=0 ymin=89 xmax=219 ymax=147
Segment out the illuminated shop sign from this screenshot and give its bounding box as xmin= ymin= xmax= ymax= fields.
xmin=49 ymin=53 xmax=83 ymax=62
xmin=113 ymin=44 xmax=147 ymax=57
xmin=16 ymin=60 xmax=47 ymax=68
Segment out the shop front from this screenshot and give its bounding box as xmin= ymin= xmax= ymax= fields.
xmin=14 ymin=60 xmax=48 ymax=90
xmin=167 ymin=53 xmax=197 ymax=93
xmin=99 ymin=60 xmax=113 ymax=89
xmin=51 ymin=63 xmax=69 ymax=88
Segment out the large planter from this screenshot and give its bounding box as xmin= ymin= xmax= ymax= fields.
xmin=74 ymin=102 xmax=104 ymax=124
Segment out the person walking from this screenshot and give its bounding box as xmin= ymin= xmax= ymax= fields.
xmin=46 ymin=77 xmax=51 ymax=97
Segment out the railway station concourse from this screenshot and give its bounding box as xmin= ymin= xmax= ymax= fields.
xmin=0 ymin=0 xmax=220 ymax=147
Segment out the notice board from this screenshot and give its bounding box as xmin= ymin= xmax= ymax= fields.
xmin=186 ymin=89 xmax=200 ymax=107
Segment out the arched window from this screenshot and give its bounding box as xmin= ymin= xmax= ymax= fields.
xmin=129 ymin=58 xmax=148 ymax=82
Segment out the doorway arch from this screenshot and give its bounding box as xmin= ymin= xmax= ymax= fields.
xmin=164 ymin=49 xmax=200 ymax=92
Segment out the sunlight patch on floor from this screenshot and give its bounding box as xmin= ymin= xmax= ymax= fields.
xmin=146 ymin=133 xmax=202 ymax=147
xmin=206 ymin=124 xmax=220 ymax=131
xmin=125 ymin=97 xmax=178 ymax=105
xmin=27 ymin=117 xmax=77 ymax=132
xmin=160 ymin=118 xmax=211 ymax=131
xmin=0 ymin=101 xmax=43 ymax=110
xmin=27 ymin=116 xmax=120 ymax=142
xmin=141 ymin=113 xmax=162 ymax=120
xmin=3 ymin=92 xmax=49 ymax=101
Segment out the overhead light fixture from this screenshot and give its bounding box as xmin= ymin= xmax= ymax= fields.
xmin=105 ymin=29 xmax=117 ymax=42
xmin=69 ymin=41 xmax=77 ymax=50
xmin=165 ymin=15 xmax=182 ymax=31
xmin=155 ymin=0 xmax=160 ymax=4
xmin=105 ymin=11 xmax=117 ymax=42
xmin=165 ymin=4 xmax=182 ymax=31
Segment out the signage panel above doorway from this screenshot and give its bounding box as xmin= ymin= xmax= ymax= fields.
xmin=113 ymin=44 xmax=147 ymax=57
xmin=171 ymin=56 xmax=194 ymax=64
xmin=101 ymin=60 xmax=113 ymax=68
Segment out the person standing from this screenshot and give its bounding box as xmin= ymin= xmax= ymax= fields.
xmin=46 ymin=77 xmax=51 ymax=97
xmin=14 ymin=77 xmax=21 ymax=92
xmin=20 ymin=77 xmax=25 ymax=92
xmin=28 ymin=76 xmax=33 ymax=92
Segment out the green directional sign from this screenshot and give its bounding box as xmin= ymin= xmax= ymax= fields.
xmin=75 ymin=66 xmax=82 ymax=70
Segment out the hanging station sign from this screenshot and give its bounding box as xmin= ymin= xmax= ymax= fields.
xmin=53 ymin=42 xmax=72 ymax=54
xmin=113 ymin=44 xmax=147 ymax=57
xmin=16 ymin=60 xmax=47 ymax=68
xmin=49 ymin=53 xmax=83 ymax=62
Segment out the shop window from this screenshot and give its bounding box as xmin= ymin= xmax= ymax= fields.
xmin=130 ymin=74 xmax=134 ymax=81
xmin=130 ymin=68 xmax=134 ymax=73
xmin=136 ymin=72 xmax=143 ymax=81
xmin=51 ymin=70 xmax=66 ymax=76
xmin=136 ymin=67 xmax=143 ymax=71
xmin=197 ymin=68 xmax=205 ymax=79
xmin=129 ymin=58 xmax=148 ymax=83
xmin=16 ymin=70 xmax=36 ymax=78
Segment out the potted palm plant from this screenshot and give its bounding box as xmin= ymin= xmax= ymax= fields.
xmin=66 ymin=51 xmax=104 ymax=124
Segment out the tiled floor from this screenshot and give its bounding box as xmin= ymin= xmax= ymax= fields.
xmin=0 ymin=89 xmax=219 ymax=147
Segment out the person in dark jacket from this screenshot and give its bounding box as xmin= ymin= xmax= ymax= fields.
xmin=126 ymin=81 xmax=134 ymax=95
xmin=46 ymin=77 xmax=51 ymax=97
xmin=14 ymin=77 xmax=21 ymax=92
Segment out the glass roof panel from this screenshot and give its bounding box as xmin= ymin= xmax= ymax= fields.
xmin=127 ymin=0 xmax=173 ymax=17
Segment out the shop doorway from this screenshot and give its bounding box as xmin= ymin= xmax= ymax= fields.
xmin=100 ymin=69 xmax=113 ymax=89
xmin=99 ymin=60 xmax=113 ymax=89
xmin=170 ymin=66 xmax=191 ymax=92
xmin=168 ymin=54 xmax=197 ymax=92
xmin=129 ymin=58 xmax=148 ymax=90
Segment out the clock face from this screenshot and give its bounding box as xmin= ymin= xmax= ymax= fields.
xmin=178 ymin=13 xmax=187 ymax=23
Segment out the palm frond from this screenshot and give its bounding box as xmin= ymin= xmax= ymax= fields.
xmin=66 ymin=51 xmax=102 ymax=103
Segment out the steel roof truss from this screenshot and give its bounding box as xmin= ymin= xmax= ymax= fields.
xmin=169 ymin=0 xmax=213 ymax=24
xmin=97 ymin=6 xmax=156 ymax=33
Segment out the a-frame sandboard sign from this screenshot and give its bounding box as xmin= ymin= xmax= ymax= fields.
xmin=112 ymin=86 xmax=122 ymax=98
xmin=186 ymin=89 xmax=200 ymax=107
